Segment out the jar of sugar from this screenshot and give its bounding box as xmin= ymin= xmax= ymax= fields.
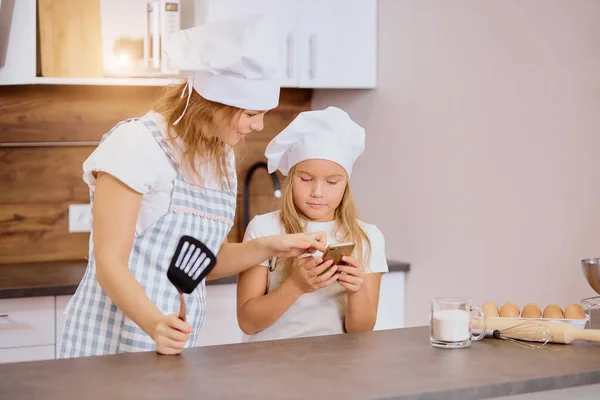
xmin=430 ymin=297 xmax=487 ymax=349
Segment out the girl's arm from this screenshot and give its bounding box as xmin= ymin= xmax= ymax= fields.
xmin=338 ymin=255 xmax=384 ymax=333
xmin=236 ymin=257 xmax=337 ymax=334
xmin=93 ymin=172 xmax=192 ymax=354
xmin=208 ymin=232 xmax=327 ymax=280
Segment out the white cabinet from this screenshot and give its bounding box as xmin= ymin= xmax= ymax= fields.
xmin=0 ymin=345 xmax=55 ymax=363
xmin=196 ymin=283 xmax=244 ymax=347
xmin=0 ymin=0 xmax=36 ymax=85
xmin=297 ymin=0 xmax=377 ymax=88
xmin=0 ymin=296 xmax=56 ymax=363
xmin=374 ymin=271 xmax=406 ymax=331
xmin=0 ymin=297 xmax=55 ymax=349
xmin=196 ymin=0 xmax=377 ymax=88
xmin=55 ymin=295 xmax=72 ymax=357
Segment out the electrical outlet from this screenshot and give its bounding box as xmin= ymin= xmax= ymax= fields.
xmin=68 ymin=204 xmax=92 ymax=233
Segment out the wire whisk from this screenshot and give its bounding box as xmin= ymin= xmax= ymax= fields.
xmin=492 ymin=320 xmax=553 ymax=349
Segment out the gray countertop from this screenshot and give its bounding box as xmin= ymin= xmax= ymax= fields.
xmin=1 ymin=326 xmax=599 ymax=400
xmin=0 ymin=259 xmax=410 ymax=299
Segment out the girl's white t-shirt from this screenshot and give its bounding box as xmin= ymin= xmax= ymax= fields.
xmin=242 ymin=210 xmax=388 ymax=342
xmin=82 ymin=112 xmax=235 ymax=235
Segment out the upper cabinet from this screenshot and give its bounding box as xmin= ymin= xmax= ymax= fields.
xmin=0 ymin=0 xmax=377 ymax=89
xmin=197 ymin=0 xmax=377 ymax=89
xmin=0 ymin=0 xmax=36 ymax=85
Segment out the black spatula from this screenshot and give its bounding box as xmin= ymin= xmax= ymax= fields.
xmin=167 ymin=236 xmax=217 ymax=320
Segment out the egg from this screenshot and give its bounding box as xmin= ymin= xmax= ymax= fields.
xmin=542 ymin=304 xmax=564 ymax=319
xmin=564 ymin=304 xmax=586 ymax=320
xmin=499 ymin=302 xmax=520 ymax=317
xmin=521 ymin=303 xmax=542 ymax=318
xmin=481 ymin=301 xmax=499 ymax=317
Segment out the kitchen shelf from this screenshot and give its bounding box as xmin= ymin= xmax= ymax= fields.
xmin=34 ymin=77 xmax=184 ymax=86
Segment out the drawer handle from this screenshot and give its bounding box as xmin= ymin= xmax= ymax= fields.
xmin=0 ymin=314 xmax=8 ymax=318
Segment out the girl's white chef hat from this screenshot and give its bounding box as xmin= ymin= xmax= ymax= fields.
xmin=265 ymin=107 xmax=365 ymax=177
xmin=164 ymin=14 xmax=281 ymax=124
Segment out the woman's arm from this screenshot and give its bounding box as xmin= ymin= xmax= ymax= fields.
xmin=93 ymin=172 xmax=191 ymax=354
xmin=208 ymin=232 xmax=327 ymax=280
xmin=236 ymin=257 xmax=338 ymax=334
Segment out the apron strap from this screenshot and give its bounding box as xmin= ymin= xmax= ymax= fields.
xmin=138 ymin=115 xmax=182 ymax=175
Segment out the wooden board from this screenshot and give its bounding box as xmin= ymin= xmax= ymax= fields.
xmin=0 ymin=86 xmax=311 ymax=264
xmin=38 ymin=0 xmax=103 ymax=78
xmin=0 ymin=147 xmax=92 ymax=204
xmin=0 ymin=203 xmax=90 ymax=264
xmin=0 ymin=85 xmax=159 ymax=143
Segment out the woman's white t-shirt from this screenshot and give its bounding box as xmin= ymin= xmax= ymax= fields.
xmin=242 ymin=210 xmax=388 ymax=342
xmin=82 ymin=112 xmax=235 ymax=235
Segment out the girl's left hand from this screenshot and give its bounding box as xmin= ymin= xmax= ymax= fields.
xmin=337 ymin=256 xmax=365 ymax=293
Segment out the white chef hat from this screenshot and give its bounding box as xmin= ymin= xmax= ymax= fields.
xmin=164 ymin=14 xmax=281 ymax=124
xmin=265 ymin=107 xmax=365 ymax=177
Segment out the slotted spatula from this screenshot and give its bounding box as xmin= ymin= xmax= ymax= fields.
xmin=167 ymin=235 xmax=217 ymax=321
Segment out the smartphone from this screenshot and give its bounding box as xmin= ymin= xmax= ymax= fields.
xmin=320 ymin=242 xmax=355 ymax=274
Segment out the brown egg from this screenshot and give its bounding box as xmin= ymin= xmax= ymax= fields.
xmin=481 ymin=302 xmax=499 ymax=317
xmin=564 ymin=304 xmax=586 ymax=320
xmin=542 ymin=304 xmax=564 ymax=319
xmin=521 ymin=303 xmax=542 ymax=319
xmin=499 ymin=302 xmax=520 ymax=317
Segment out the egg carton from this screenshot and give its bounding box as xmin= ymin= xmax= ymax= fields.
xmin=484 ymin=315 xmax=590 ymax=329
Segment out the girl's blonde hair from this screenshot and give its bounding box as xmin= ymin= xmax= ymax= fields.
xmin=152 ymin=82 xmax=242 ymax=190
xmin=279 ymin=165 xmax=371 ymax=277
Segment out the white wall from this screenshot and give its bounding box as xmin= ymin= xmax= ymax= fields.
xmin=313 ymin=0 xmax=600 ymax=326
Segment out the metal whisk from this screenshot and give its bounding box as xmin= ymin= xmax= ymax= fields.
xmin=491 ymin=320 xmax=553 ymax=349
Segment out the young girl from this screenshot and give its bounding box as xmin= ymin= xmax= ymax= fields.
xmin=237 ymin=107 xmax=388 ymax=341
xmin=59 ymin=15 xmax=326 ymax=358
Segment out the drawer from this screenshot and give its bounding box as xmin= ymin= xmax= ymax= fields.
xmin=0 ymin=296 xmax=55 ymax=348
xmin=0 ymin=345 xmax=55 ymax=364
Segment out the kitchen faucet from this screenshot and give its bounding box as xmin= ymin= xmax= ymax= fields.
xmin=243 ymin=161 xmax=281 ymax=230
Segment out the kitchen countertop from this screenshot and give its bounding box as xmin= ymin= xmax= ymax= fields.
xmin=0 ymin=259 xmax=410 ymax=299
xmin=1 ymin=326 xmax=599 ymax=400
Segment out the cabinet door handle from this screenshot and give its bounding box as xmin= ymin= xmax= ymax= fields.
xmin=309 ymin=34 xmax=317 ymax=80
xmin=286 ymin=32 xmax=294 ymax=79
xmin=0 ymin=314 xmax=8 ymax=318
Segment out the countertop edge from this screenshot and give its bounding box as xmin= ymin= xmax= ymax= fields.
xmin=0 ymin=260 xmax=410 ymax=299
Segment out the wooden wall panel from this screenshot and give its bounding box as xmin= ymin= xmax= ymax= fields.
xmin=0 ymin=85 xmax=311 ymax=264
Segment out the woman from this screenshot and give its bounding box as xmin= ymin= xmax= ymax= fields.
xmin=60 ymin=15 xmax=326 ymax=358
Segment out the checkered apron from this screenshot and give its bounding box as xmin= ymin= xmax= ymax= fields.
xmin=59 ymin=116 xmax=236 ymax=358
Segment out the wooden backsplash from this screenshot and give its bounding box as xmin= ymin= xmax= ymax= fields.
xmin=0 ymin=85 xmax=312 ymax=264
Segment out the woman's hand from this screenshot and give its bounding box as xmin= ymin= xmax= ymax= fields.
xmin=264 ymin=232 xmax=327 ymax=258
xmin=152 ymin=314 xmax=193 ymax=355
xmin=337 ymin=256 xmax=365 ymax=293
xmin=289 ymin=256 xmax=338 ymax=295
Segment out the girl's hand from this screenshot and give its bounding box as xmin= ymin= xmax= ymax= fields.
xmin=264 ymin=232 xmax=327 ymax=258
xmin=337 ymin=256 xmax=365 ymax=293
xmin=152 ymin=314 xmax=193 ymax=355
xmin=289 ymin=256 xmax=338 ymax=294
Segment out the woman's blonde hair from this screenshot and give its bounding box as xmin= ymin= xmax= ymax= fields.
xmin=152 ymin=82 xmax=242 ymax=190
xmin=279 ymin=165 xmax=371 ymax=277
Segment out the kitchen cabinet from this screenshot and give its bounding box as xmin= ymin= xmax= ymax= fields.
xmin=55 ymin=295 xmax=71 ymax=358
xmin=0 ymin=296 xmax=56 ymax=363
xmin=196 ymin=283 xmax=245 ymax=347
xmin=0 ymin=0 xmax=36 ymax=85
xmin=0 ymin=270 xmax=405 ymax=363
xmin=197 ymin=0 xmax=377 ymax=88
xmin=0 ymin=0 xmax=376 ymax=88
